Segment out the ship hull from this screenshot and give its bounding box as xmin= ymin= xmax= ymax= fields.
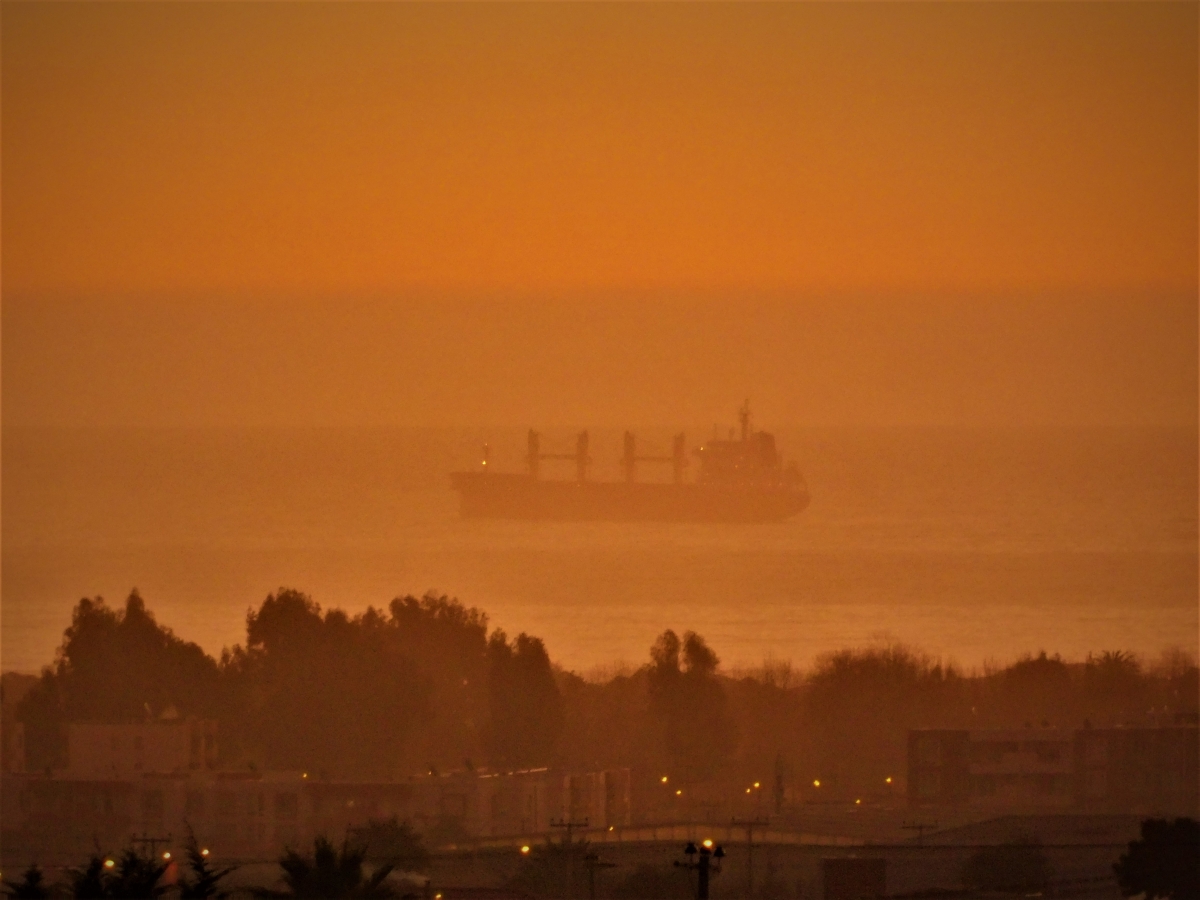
xmin=450 ymin=472 xmax=809 ymax=522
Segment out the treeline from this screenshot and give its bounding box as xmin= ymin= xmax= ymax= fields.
xmin=13 ymin=590 xmax=1199 ymax=801
xmin=16 ymin=590 xmax=562 ymax=780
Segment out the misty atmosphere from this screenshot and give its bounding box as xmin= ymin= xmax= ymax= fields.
xmin=2 ymin=3 xmax=1198 ymax=899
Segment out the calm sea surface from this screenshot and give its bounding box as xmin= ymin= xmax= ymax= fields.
xmin=3 ymin=426 xmax=1196 ymax=674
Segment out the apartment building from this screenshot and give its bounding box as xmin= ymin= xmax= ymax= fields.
xmin=908 ymin=725 xmax=1198 ymax=814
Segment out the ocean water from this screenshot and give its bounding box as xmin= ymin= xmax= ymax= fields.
xmin=2 ymin=426 xmax=1196 ymax=674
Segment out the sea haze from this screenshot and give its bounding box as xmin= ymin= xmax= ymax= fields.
xmin=2 ymin=425 xmax=1196 ymax=674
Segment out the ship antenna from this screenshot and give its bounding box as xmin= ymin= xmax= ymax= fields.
xmin=739 ymin=399 xmax=751 ymax=442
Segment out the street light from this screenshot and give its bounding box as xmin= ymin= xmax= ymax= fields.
xmin=675 ymin=840 xmax=724 ymax=900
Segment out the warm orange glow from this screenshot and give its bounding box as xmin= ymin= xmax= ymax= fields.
xmin=813 ymin=780 xmax=821 ymax=788
xmin=520 ymin=846 xmax=530 ymax=855
xmin=702 ymin=839 xmax=713 ymax=849
xmin=4 ymin=4 xmax=1194 ymax=300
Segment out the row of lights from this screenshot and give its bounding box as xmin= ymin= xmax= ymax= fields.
xmin=101 ymin=848 xmax=209 ymax=868
xmin=658 ymin=774 xmax=893 ymax=797
xmin=810 ymin=776 xmax=894 ymax=806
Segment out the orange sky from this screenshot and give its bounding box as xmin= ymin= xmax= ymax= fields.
xmin=4 ymin=2 xmax=1196 ymax=296
xmin=2 ymin=3 xmax=1197 ymax=428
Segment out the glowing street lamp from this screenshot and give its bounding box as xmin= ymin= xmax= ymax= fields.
xmin=675 ymin=840 xmax=724 ymax=900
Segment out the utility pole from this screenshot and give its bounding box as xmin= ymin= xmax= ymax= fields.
xmin=675 ymin=842 xmax=725 ymax=900
xmin=901 ymin=821 xmax=939 ymax=846
xmin=583 ymin=850 xmax=615 ymax=900
xmin=773 ymin=753 xmax=786 ymax=815
xmin=130 ymin=833 xmax=173 ymax=858
xmin=732 ymin=818 xmax=769 ymax=897
xmin=551 ymin=818 xmax=589 ymax=899
xmin=550 ymin=817 xmax=589 ymax=844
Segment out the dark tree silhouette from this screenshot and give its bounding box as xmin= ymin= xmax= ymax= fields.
xmin=179 ymin=825 xmax=238 ymax=899
xmin=66 ymin=847 xmax=169 ymax=899
xmin=17 ymin=591 xmax=220 ymax=769
xmin=961 ymin=833 xmax=1053 ymax=891
xmin=1114 ymin=818 xmax=1199 ymax=900
xmin=1083 ymin=650 xmax=1147 ymax=723
xmin=804 ymin=644 xmax=963 ymax=796
xmin=13 ymin=588 xmax=1198 ymax=816
xmin=67 ymin=855 xmax=109 ymax=900
xmin=386 ymin=594 xmax=489 ymax=772
xmin=2 ymin=864 xmax=49 ymax=899
xmin=989 ymin=651 xmax=1074 ymax=726
xmin=347 ymin=817 xmax=430 ymax=872
xmin=648 ymin=630 xmax=736 ymax=783
xmin=108 ymin=848 xmax=171 ymax=899
xmin=223 ymin=590 xmax=429 ymax=777
xmin=256 ymin=836 xmax=393 ymax=899
xmin=485 ymin=630 xmax=565 ymax=769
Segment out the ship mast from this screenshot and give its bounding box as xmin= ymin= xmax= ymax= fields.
xmin=739 ymin=400 xmax=752 ymax=442
xmin=622 ymin=432 xmax=689 ymax=484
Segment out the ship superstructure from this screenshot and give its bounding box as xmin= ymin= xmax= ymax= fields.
xmin=450 ymin=403 xmax=809 ymax=522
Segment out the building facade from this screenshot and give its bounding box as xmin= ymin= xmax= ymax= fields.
xmin=908 ymin=726 xmax=1198 ymax=814
xmin=2 ymin=764 xmax=633 ymax=863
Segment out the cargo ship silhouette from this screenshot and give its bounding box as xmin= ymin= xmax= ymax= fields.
xmin=450 ymin=403 xmax=809 ymax=522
